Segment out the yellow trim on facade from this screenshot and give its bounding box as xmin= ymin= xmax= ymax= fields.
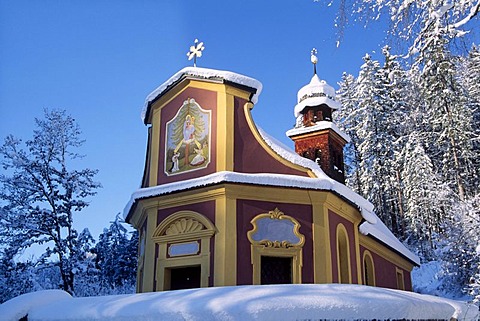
xmin=146 ymin=79 xmax=226 ymax=118
xmin=353 ymin=220 xmax=362 ymax=285
xmin=224 ymin=93 xmax=235 ymax=171
xmin=226 ymin=184 xmax=313 ymax=204
xmin=214 ymin=195 xmax=237 ymax=286
xmin=322 ymin=192 xmax=360 ymax=222
xmin=309 ymin=191 xmax=332 ymax=283
xmin=225 ymin=85 xmax=253 ymax=101
xmin=141 ymin=207 xmax=157 ymax=292
xmin=149 ymin=109 xmax=161 ymax=187
xmin=146 ymin=81 xmax=190 ymax=120
xmin=132 ymin=186 xmax=226 ymax=216
xmin=216 ymin=89 xmax=227 ymax=171
xmin=215 ymin=88 xmax=237 ymax=172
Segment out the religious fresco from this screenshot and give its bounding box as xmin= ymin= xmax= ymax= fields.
xmin=165 ymin=98 xmax=211 ymax=175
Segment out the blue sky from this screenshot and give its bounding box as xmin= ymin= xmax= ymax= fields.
xmin=0 ymin=0 xmax=395 ymax=240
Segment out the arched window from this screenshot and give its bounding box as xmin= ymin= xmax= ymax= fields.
xmin=336 ymin=224 xmax=351 ymax=284
xmin=363 ymin=251 xmax=375 ymax=286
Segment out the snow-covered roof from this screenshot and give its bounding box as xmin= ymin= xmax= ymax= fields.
xmin=123 ymin=171 xmax=330 ymax=216
xmin=285 ymin=120 xmax=351 ymax=143
xmin=294 ymin=74 xmax=341 ymax=118
xmin=2 ymin=284 xmax=477 ymax=321
xmin=259 ymin=127 xmax=418 ymax=265
xmin=141 ymin=67 xmax=263 ymax=123
xmin=123 ymin=125 xmax=419 ymax=265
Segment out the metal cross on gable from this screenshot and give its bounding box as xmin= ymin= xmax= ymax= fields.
xmin=187 ymin=39 xmax=205 ymax=67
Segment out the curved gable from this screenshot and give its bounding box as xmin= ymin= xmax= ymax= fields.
xmin=233 ymin=98 xmax=311 ymax=177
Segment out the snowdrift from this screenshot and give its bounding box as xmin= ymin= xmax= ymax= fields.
xmin=1 ymin=284 xmax=478 ymax=321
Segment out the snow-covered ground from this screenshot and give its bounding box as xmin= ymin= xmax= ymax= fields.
xmin=412 ymin=261 xmax=448 ymax=297
xmin=412 ymin=261 xmax=472 ymax=302
xmin=1 ymin=284 xmax=478 ymax=321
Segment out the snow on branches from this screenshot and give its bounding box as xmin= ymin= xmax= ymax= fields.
xmin=0 ymin=109 xmax=101 ymax=295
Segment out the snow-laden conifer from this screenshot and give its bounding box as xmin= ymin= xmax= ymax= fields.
xmin=336 ymin=72 xmax=362 ymax=192
xmin=349 ymin=51 xmax=405 ymax=234
xmin=401 ymin=134 xmax=454 ymax=257
xmin=415 ymin=32 xmax=476 ymax=201
xmin=93 ymin=214 xmax=137 ymax=294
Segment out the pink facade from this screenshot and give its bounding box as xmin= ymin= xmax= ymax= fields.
xmin=150 ymin=196 xmax=413 ymax=291
xmin=233 ymin=96 xmax=310 ymax=176
xmin=360 ymin=245 xmax=412 ymax=291
xmin=327 ymin=210 xmax=413 ymax=290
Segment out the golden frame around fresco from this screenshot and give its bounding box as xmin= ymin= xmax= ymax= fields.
xmin=164 ymin=98 xmax=212 ymax=176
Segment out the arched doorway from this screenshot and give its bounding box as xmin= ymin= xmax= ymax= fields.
xmin=152 ymin=211 xmax=216 ymax=291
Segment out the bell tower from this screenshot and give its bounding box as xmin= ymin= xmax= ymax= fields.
xmin=286 ymin=50 xmax=350 ymax=184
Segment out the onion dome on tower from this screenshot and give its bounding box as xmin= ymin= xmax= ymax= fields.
xmin=286 ymin=49 xmax=350 ymax=184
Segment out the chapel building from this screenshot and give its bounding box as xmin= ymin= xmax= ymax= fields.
xmin=123 ymin=63 xmax=419 ymax=292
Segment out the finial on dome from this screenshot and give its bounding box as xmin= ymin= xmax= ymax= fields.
xmin=187 ymin=39 xmax=205 ymax=67
xmin=311 ymin=48 xmax=318 ymax=75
